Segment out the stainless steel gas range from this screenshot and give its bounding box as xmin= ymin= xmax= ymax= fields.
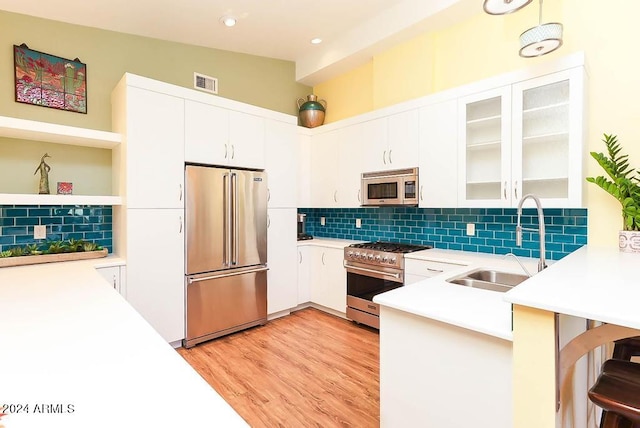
xmin=344 ymin=241 xmax=431 ymax=329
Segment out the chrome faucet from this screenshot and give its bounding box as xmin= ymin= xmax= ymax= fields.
xmin=504 ymin=253 xmax=532 ymax=277
xmin=516 ymin=194 xmax=547 ymax=272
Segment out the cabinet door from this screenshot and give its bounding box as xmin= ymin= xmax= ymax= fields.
xmin=126 ymin=208 xmax=185 ymax=343
xmin=310 ymin=130 xmax=339 ymax=207
xmin=265 ymin=120 xmax=298 ymax=208
xmin=267 ymin=208 xmax=298 ymax=314
xmin=458 ymin=87 xmax=511 ymax=207
xmin=229 ymin=111 xmax=265 ymax=169
xmin=297 ymin=134 xmax=312 ymax=208
xmin=419 ymin=100 xmax=458 ymax=207
xmin=511 ymin=68 xmax=585 ymax=207
xmin=96 ymin=266 xmax=120 ymax=292
xmin=184 ymin=100 xmax=229 ymax=165
xmin=310 ymin=247 xmax=346 ymax=313
xmin=126 ymin=87 xmax=185 ymax=209
xmin=297 ymin=246 xmax=312 ymax=305
xmin=360 ymin=118 xmax=389 ymax=172
xmin=337 ymin=125 xmax=363 ymax=207
xmin=387 ymin=109 xmax=420 ymax=169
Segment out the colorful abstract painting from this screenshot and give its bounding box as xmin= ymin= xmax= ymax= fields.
xmin=14 ymin=44 xmax=87 ymax=114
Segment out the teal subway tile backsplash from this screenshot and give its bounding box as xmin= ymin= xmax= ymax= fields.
xmin=299 ymin=207 xmax=588 ymax=260
xmin=0 ymin=205 xmax=113 ymax=253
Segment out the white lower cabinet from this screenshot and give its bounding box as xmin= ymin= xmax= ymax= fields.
xmin=267 ymin=208 xmax=298 ymax=314
xmin=125 ymin=208 xmax=185 ymax=344
xmin=310 ymin=246 xmax=346 ymax=314
xmin=297 ymin=246 xmax=311 ymax=305
xmin=404 ymin=258 xmax=468 ymax=285
xmin=96 ymin=265 xmax=126 ymax=296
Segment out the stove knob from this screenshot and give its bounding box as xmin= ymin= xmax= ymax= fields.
xmin=382 ymin=256 xmax=389 ymax=263
xmin=347 ymin=251 xmax=354 ymax=258
xmin=368 ymin=253 xmax=375 ymax=260
xmin=375 ymin=255 xmax=382 ymax=262
xmin=390 ymin=257 xmax=397 ymax=264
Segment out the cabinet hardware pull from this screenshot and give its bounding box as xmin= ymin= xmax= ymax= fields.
xmin=267 ymin=215 xmax=270 ymax=228
xmin=179 ymin=216 xmax=183 ymax=233
xmin=514 ymin=181 xmax=518 ymax=199
xmin=367 ymin=304 xmax=377 ymax=310
xmin=383 ymin=150 xmax=387 ymax=165
xmin=268 ymin=189 xmax=271 ymax=202
xmin=420 ymin=185 xmax=424 ymax=201
xmin=334 ymin=190 xmax=337 ymax=203
xmin=231 ymin=144 xmax=235 ymax=159
xmin=299 ymin=252 xmax=302 ymax=264
xmin=388 ymin=149 xmax=393 ymax=164
xmin=503 ymin=181 xmax=507 ymax=199
xmin=113 ymin=275 xmax=117 ymax=288
xmin=179 ymin=184 xmax=183 ymax=201
xmin=426 ymin=267 xmax=444 ymax=273
xmin=224 ymin=143 xmax=228 ymax=159
xmin=322 ymin=252 xmax=326 ymax=265
xmin=358 ymin=189 xmax=361 ymax=202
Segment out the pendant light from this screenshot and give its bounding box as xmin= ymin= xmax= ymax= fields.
xmin=483 ymin=0 xmax=532 ymax=15
xmin=519 ymin=0 xmax=563 ymax=57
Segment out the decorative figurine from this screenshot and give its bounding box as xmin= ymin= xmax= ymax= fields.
xmin=34 ymin=153 xmax=51 ymax=194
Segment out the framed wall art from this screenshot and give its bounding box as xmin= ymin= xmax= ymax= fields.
xmin=14 ymin=44 xmax=87 ymax=114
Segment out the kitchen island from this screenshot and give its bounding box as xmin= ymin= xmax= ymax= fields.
xmin=374 ymin=249 xmax=539 ymax=428
xmin=0 ymin=259 xmax=247 ymax=427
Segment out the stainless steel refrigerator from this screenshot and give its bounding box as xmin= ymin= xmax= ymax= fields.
xmin=183 ymin=165 xmax=268 ymax=348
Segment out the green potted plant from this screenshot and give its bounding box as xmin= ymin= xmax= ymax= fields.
xmin=586 ymin=133 xmax=640 ymax=252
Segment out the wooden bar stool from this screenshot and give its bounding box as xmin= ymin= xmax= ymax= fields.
xmin=589 ymin=359 xmax=640 ymax=428
xmin=613 ymin=336 xmax=640 ymax=361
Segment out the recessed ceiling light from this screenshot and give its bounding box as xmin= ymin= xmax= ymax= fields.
xmin=220 ymin=16 xmax=237 ymax=27
xmin=310 ymin=38 xmax=323 ymax=45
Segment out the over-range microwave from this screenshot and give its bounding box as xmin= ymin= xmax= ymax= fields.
xmin=361 ymin=167 xmax=419 ymax=206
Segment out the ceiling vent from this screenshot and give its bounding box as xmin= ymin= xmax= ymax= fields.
xmin=194 ymin=72 xmax=218 ymax=94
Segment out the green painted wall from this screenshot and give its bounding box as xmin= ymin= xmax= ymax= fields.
xmin=0 ymin=10 xmax=310 ymax=194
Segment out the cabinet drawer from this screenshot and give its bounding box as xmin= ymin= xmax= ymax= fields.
xmin=405 ymin=258 xmax=467 ymax=277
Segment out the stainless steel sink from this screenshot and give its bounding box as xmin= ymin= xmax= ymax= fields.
xmin=446 ymin=269 xmax=529 ymax=293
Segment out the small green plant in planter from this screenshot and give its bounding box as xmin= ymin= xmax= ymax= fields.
xmin=586 ymin=133 xmax=640 ymax=252
xmin=25 ymin=244 xmax=42 ymax=256
xmin=45 ymin=241 xmax=67 ymax=254
xmin=0 ymin=250 xmax=11 ymax=258
xmin=67 ymin=238 xmax=84 ymax=253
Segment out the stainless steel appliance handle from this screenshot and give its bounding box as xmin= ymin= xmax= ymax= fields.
xmin=223 ymin=172 xmax=231 ymax=267
xmin=231 ymin=172 xmax=239 ymax=265
xmin=344 ymin=262 xmax=401 ymax=279
xmin=188 ymin=266 xmax=269 ymax=284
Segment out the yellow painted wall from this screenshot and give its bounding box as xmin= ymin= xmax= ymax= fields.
xmin=314 ymin=62 xmax=373 ymax=124
xmin=0 ymin=10 xmax=310 ymax=195
xmin=313 ymin=0 xmax=640 ymax=248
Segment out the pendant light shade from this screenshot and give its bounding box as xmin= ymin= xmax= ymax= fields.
xmin=483 ymin=0 xmax=532 ymax=15
xmin=519 ymin=23 xmax=563 ymax=57
xmin=519 ymin=0 xmax=563 ymax=58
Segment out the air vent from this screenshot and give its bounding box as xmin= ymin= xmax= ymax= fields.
xmin=193 ymin=72 xmax=218 ymax=94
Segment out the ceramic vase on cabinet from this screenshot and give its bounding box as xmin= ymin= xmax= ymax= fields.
xmin=619 ymin=230 xmax=640 ymax=253
xmin=297 ymin=95 xmax=326 ymax=128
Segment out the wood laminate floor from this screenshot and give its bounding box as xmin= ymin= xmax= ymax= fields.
xmin=177 ymin=308 xmax=380 ymax=427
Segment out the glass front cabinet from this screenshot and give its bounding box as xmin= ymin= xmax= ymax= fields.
xmin=458 ymin=67 xmax=586 ymax=207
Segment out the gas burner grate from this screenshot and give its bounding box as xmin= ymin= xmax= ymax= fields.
xmin=349 ymin=241 xmax=431 ymax=253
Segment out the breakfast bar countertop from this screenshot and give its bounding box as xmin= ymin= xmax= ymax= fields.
xmin=0 ymin=259 xmax=248 ymax=428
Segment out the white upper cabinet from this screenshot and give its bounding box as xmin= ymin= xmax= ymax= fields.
xmin=458 ymin=67 xmax=585 ymax=208
xmin=458 ymin=87 xmax=512 ymax=207
xmin=265 ymin=120 xmax=298 ymax=208
xmin=511 ymin=68 xmax=585 ymax=207
xmin=123 ymin=86 xmax=185 ymax=209
xmin=297 ymin=133 xmax=312 ymax=208
xmin=310 ymin=129 xmax=340 ymax=208
xmin=337 ymin=125 xmax=363 ymax=208
xmin=184 ymin=100 xmax=265 ymax=169
xmin=361 ymin=109 xmax=420 ymax=172
xmin=419 ymin=99 xmax=458 ymax=208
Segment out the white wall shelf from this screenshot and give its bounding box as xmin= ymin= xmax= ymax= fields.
xmin=0 ymin=115 xmax=122 ymax=149
xmin=0 ymin=193 xmax=122 ymax=206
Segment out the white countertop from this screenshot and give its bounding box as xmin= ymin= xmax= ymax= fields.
xmin=374 ymin=249 xmax=541 ymax=341
xmin=0 ymin=259 xmax=247 ymax=427
xmin=297 ymin=237 xmax=363 ymax=249
xmin=505 ymin=246 xmax=640 ymax=330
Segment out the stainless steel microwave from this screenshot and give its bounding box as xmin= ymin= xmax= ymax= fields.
xmin=361 ymin=167 xmax=419 ymax=206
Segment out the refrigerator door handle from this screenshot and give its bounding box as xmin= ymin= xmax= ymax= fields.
xmin=231 ymin=172 xmax=239 ymax=265
xmin=187 ymin=266 xmax=269 ymax=284
xmin=223 ymin=172 xmax=231 ymax=267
